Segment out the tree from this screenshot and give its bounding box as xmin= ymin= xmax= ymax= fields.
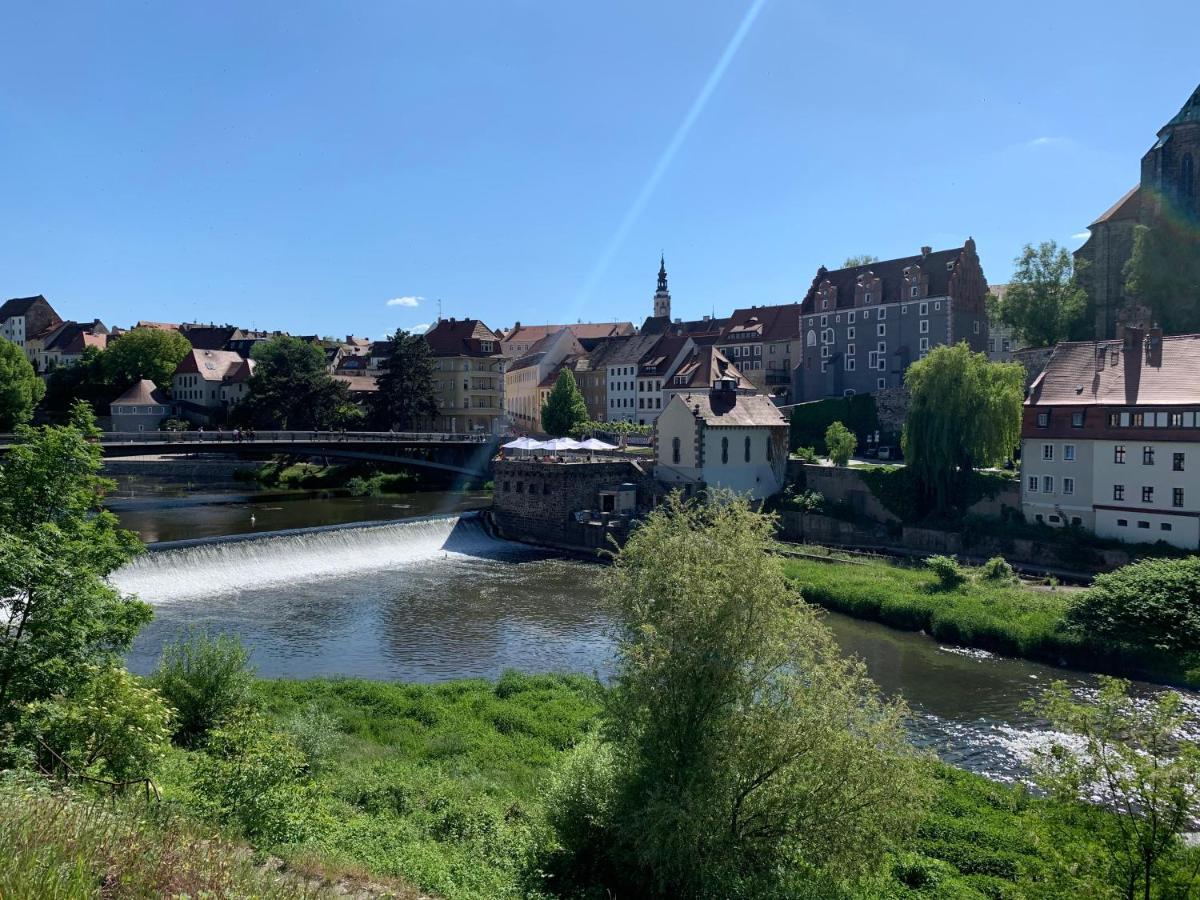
xmin=842 ymin=254 xmax=880 ymax=268
xmin=41 ymin=346 xmax=111 ymax=421
xmin=370 ymin=329 xmax=438 ymax=431
xmin=238 ymin=336 xmax=352 ymax=430
xmin=588 ymin=493 xmax=923 ymax=896
xmin=1125 ymin=221 xmax=1200 ymax=334
xmin=902 ymin=343 xmax=1024 ymax=514
xmin=0 ymin=337 xmax=45 ymax=430
xmin=995 ymin=241 xmax=1088 ymax=347
xmin=101 ymin=327 xmax=192 ymax=390
xmin=152 ymin=629 xmax=256 ymax=748
xmin=0 ymin=403 xmax=147 ymax=732
xmin=540 ymin=368 xmax=588 ymax=437
xmin=824 ymin=420 xmax=856 ymax=465
xmin=1029 ymin=677 xmax=1200 ymax=900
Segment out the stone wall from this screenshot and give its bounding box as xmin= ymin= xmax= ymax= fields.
xmin=873 ymin=387 xmax=909 ymax=436
xmin=1013 ymin=346 xmax=1055 ymax=388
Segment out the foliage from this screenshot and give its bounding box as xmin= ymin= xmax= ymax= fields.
xmin=1125 ymin=219 xmax=1200 ymax=334
xmin=0 ymin=403 xmax=147 ymax=731
xmin=17 ymin=665 xmax=172 ymax=785
xmin=568 ymin=418 xmax=652 ymax=439
xmin=842 ymin=254 xmax=880 ymax=268
xmin=979 ymin=555 xmax=1016 ymax=582
xmin=790 ymin=394 xmax=879 ymax=453
xmin=540 ymin=368 xmax=588 ymax=437
xmin=791 ymin=445 xmax=818 ymax=462
xmin=595 ymin=493 xmax=924 ymax=896
xmin=159 ymin=416 xmax=190 ymax=432
xmin=370 ymin=328 xmax=439 ymax=431
xmin=40 ymin=345 xmax=112 ymax=420
xmin=1028 ymin=677 xmax=1200 ymax=900
xmin=101 ymin=327 xmax=192 ymax=391
xmin=239 ymin=336 xmax=353 ymax=430
xmin=0 ymin=337 xmax=45 ymax=430
xmin=995 ymin=241 xmax=1089 ymax=346
xmin=925 ymin=554 xmax=966 ymax=589
xmin=1066 ymin=556 xmax=1200 ymax=662
xmin=541 ymin=732 xmax=618 ymax=890
xmin=152 ymin=629 xmax=256 ymax=747
xmin=824 ymin=420 xmax=856 ymax=465
xmin=902 ymin=343 xmax=1024 ymax=514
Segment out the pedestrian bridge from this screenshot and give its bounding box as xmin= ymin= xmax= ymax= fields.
xmin=0 ymin=430 xmax=501 ymax=479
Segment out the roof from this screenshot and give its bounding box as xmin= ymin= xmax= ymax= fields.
xmin=45 ymin=321 xmax=108 ymax=354
xmin=134 ymin=321 xmax=181 ymax=332
xmin=1090 ymin=186 xmax=1142 ymax=227
xmin=604 ymin=334 xmax=663 ymax=366
xmin=1161 ymin=83 xmax=1200 ymax=132
xmin=424 ymin=318 xmax=503 ymax=357
xmin=178 ymin=324 xmax=237 ymax=351
xmin=582 ymin=335 xmax=634 ymax=370
xmin=674 ymin=390 xmax=787 ymax=428
xmin=641 ymin=335 xmax=690 ymax=375
xmin=669 ymin=346 xmax=750 ymax=391
xmin=799 ymin=243 xmax=970 ymax=314
xmin=334 ymin=374 xmax=379 ymax=393
xmin=1026 ymin=332 xmax=1200 ymax=407
xmin=503 ymin=321 xmax=635 ymax=346
xmin=0 ymin=296 xmax=48 ymax=320
xmin=175 ymin=349 xmax=250 ymax=382
xmin=641 ymin=314 xmax=726 ymax=337
xmin=111 ymin=379 xmax=169 ymax=406
xmin=721 ymin=303 xmax=803 ymax=342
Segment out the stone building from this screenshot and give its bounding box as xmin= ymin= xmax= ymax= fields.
xmin=795 ymin=239 xmax=990 ymax=401
xmin=1076 ymin=83 xmax=1200 ymax=339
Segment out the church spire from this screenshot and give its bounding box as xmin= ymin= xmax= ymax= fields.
xmin=653 ymin=254 xmax=671 ymax=320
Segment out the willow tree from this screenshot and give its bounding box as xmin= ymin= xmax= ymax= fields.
xmin=902 ymin=342 xmax=1024 ymax=514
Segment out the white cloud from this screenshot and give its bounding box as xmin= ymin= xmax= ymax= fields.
xmin=1071 ymin=231 xmax=1090 ymax=240
xmin=411 ymin=322 xmax=431 ymax=334
xmin=1025 ymin=136 xmax=1071 ymax=149
xmin=386 ymin=296 xmax=422 ymax=307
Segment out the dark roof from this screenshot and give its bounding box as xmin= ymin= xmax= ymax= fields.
xmin=668 ymin=346 xmax=750 ymax=391
xmin=45 ymin=321 xmax=108 ymax=353
xmin=1091 ymin=186 xmax=1142 ymax=226
xmin=1161 ymin=83 xmax=1200 ymax=133
xmin=111 ymin=379 xmax=169 ymax=406
xmin=179 ymin=324 xmax=237 ymax=351
xmin=583 ymin=335 xmax=634 ymax=369
xmin=640 ymin=315 xmax=727 ymax=337
xmin=799 ymin=244 xmax=968 ymax=314
xmin=0 ymin=295 xmax=51 ymax=320
xmin=1027 ymin=332 xmax=1200 ymax=407
xmin=424 ymin=318 xmax=503 ymax=357
xmin=641 ymin=335 xmax=689 ymax=375
xmin=720 ymin=303 xmax=803 ymax=342
xmin=604 ymin=334 xmax=663 ymax=366
xmin=673 ymin=390 xmax=787 ymax=427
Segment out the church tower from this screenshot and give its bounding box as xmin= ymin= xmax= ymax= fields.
xmin=653 ymin=255 xmax=671 ymax=320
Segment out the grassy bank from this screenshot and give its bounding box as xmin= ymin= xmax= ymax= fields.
xmin=781 ymin=554 xmax=1200 ymax=688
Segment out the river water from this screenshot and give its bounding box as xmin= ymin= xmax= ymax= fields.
xmin=109 ymin=490 xmax=1198 ymax=786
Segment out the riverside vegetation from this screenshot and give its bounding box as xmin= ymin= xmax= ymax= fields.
xmin=2 ymin=415 xmax=1200 ymax=898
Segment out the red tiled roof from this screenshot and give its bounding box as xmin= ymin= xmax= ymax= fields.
xmin=424 ymin=318 xmax=503 ymax=357
xmin=1027 ymin=332 xmax=1200 ymax=407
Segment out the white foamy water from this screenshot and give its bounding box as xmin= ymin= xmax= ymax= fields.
xmin=111 ymin=513 xmax=503 ymax=601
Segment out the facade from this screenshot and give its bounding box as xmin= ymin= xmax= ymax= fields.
xmin=0 ymin=295 xmax=64 ymax=363
xmin=635 ymin=335 xmax=693 ymax=426
xmin=717 ymin=303 xmax=803 ymax=400
xmin=171 ymin=348 xmax=255 ymax=424
xmin=576 ymin=337 xmax=627 ymax=422
xmin=796 ymin=239 xmax=989 ymax=401
xmin=504 ymin=328 xmax=586 ymax=430
xmin=1076 ymin=83 xmax=1200 ymax=339
xmin=424 ymin=317 xmax=506 ymax=433
xmin=655 ymin=377 xmax=789 ymax=501
xmin=29 ymin=319 xmax=109 ymax=373
xmin=986 ymin=284 xmax=1017 ymax=362
xmin=1020 ymin=327 xmax=1200 ymax=549
xmin=604 ymin=334 xmax=665 ymax=424
xmin=109 ymin=379 xmax=171 ymax=433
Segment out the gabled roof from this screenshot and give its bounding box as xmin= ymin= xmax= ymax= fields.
xmin=334 ymin=374 xmax=379 ymax=393
xmin=1026 ymin=332 xmax=1200 ymax=407
xmin=175 ymin=349 xmax=250 ymax=382
xmin=45 ymin=321 xmax=108 ymax=354
xmin=720 ymin=303 xmax=803 ymax=343
xmin=503 ymin=321 xmax=635 ymax=346
xmin=799 ymin=244 xmax=970 ymax=314
xmin=424 ymin=318 xmax=503 ymax=357
xmin=178 ymin=324 xmax=237 ymax=351
xmin=668 ymin=346 xmax=750 ymax=391
xmin=0 ymin=295 xmax=52 ymax=320
xmin=673 ymin=390 xmax=787 ymax=428
xmin=582 ymin=335 xmax=634 ymax=370
xmin=1090 ymin=186 xmax=1142 ymax=227
xmin=640 ymin=314 xmax=726 ymax=337
xmin=111 ymin=379 xmax=169 ymax=406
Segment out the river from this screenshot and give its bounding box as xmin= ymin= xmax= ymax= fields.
xmin=109 ymin=487 xmax=1198 ymax=786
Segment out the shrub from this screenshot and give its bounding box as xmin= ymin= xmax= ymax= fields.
xmin=284 ymin=704 xmax=341 ymax=774
xmin=345 ymin=474 xmax=382 ymax=497
xmin=792 ymin=446 xmax=818 ymax=463
xmin=151 ymin=629 xmax=256 ymax=747
xmin=925 ymin=555 xmax=966 ymax=589
xmin=1067 ymin=556 xmax=1200 ymax=657
xmin=824 ymin=420 xmax=857 ymax=466
xmin=542 ymin=733 xmax=617 ymax=886
xmin=979 ymin=555 xmax=1016 ymax=582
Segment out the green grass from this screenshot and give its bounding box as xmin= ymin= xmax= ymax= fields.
xmin=781 ymin=555 xmax=1199 ymax=688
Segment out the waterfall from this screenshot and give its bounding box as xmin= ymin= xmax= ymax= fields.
xmin=111 ymin=513 xmax=508 ymax=602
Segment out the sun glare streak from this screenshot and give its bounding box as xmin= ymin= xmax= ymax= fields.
xmin=574 ymin=0 xmax=770 ymax=308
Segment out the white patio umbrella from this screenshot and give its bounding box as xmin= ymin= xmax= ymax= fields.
xmin=577 ymin=437 xmax=617 ymax=451
xmin=536 ymin=437 xmax=583 ymax=452
xmin=502 ymin=437 xmax=539 ymax=450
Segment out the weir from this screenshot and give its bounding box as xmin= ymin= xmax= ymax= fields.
xmin=111 ymin=512 xmax=511 ymax=601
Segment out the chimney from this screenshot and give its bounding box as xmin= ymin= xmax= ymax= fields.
xmin=921 ymin=245 xmax=932 ymax=257
xmin=1145 ymin=327 xmax=1164 ymax=367
xmin=702 ymin=315 xmax=710 ymax=321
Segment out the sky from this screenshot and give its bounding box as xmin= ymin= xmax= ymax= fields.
xmin=1 ymin=2 xmax=1198 ymax=339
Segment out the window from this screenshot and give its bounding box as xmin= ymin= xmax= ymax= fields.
xmin=1037 ymin=412 xmax=1049 ymax=428
xmin=919 ymin=301 xmax=928 ymax=315
xmin=877 ymin=378 xmax=886 ymax=389
xmin=1049 ymin=515 xmax=1061 ymax=524
xmin=864 ymin=292 xmax=871 ymax=304
xmin=846 ymin=343 xmax=856 ymax=356
xmin=973 ymin=321 xmax=980 ymax=334
xmin=721 ymin=436 xmax=729 ymax=464
xmin=1142 ymin=446 xmax=1155 ymax=465
xmin=1113 ymin=484 xmax=1125 ymax=501
xmin=876 ymin=323 xmax=886 ymax=337
xmin=845 ymin=358 xmax=856 ymax=371
xmin=1170 ymin=411 xmax=1184 ymax=427
xmin=1071 ymin=411 xmax=1084 ymax=427
xmin=1138 ymin=521 xmax=1150 ymax=529
xmin=820 ymin=361 xmax=828 ymax=373
xmin=1114 ymin=445 xmax=1126 ymax=463
xmin=847 ymin=327 xmax=856 ymax=340
xmin=878 ymin=307 xmax=886 ymax=320
xmin=834 ymin=315 xmax=840 ymax=324
xmin=919 ymin=337 xmax=929 ymax=351
xmin=1027 ymin=476 xmax=1038 ymax=492
xmin=1043 ymin=444 xmax=1054 ymax=460
xmin=934 ymin=301 xmax=941 ymax=311
xmin=1132 ymin=412 xmax=1145 ymax=427
xmin=1174 ymin=452 xmax=1185 ymax=471
xmin=820 ymin=315 xmax=828 ymax=326
xmin=821 ymin=346 xmax=830 ymax=359
xmin=1042 ymin=475 xmax=1054 ymax=493
xmin=744 ymin=435 xmax=751 ymax=463
xmin=1117 ymin=518 xmax=1128 ymax=527
xmin=1174 ymin=487 xmax=1184 ymax=508
xmin=911 ymin=286 xmax=919 ymax=298
xmin=1162 ymin=523 xmax=1173 ymax=532
xmin=919 ymin=319 xmax=930 ymax=334
xmin=1142 ymin=486 xmax=1154 ymax=503
xmin=848 ymin=311 xmax=856 ymax=323
xmin=1063 ymin=477 xmax=1075 ymax=495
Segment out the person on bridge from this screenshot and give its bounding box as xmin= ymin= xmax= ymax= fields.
xmin=197 ymin=426 xmax=205 ymax=442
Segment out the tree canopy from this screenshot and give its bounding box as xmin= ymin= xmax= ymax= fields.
xmin=238 ymin=336 xmax=353 ymax=429
xmin=101 ymin=327 xmax=192 ymax=390
xmin=995 ymin=241 xmax=1088 ymax=346
xmin=370 ymin=329 xmax=438 ymax=431
xmin=1125 ymin=220 xmax=1200 ymax=334
xmin=540 ymin=369 xmax=588 ymax=437
xmin=902 ymin=342 xmax=1024 ymax=513
xmin=0 ymin=337 xmax=45 ymax=430
xmin=824 ymin=420 xmax=856 ymax=465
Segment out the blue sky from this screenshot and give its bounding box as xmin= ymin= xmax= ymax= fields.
xmin=1 ymin=2 xmax=1197 ymax=338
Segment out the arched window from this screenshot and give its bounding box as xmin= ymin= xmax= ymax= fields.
xmin=721 ymin=436 xmax=729 ymax=464
xmin=806 ymin=330 xmax=817 ymax=347
xmin=672 ymin=436 xmax=681 ymax=464
xmin=744 ymin=435 xmax=751 ymax=462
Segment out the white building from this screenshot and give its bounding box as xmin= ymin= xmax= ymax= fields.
xmin=172 ymin=348 xmax=255 ymax=424
xmin=1020 ymin=327 xmax=1200 ymax=549
xmin=655 ymin=375 xmax=789 ymax=501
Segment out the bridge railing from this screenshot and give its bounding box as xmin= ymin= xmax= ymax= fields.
xmin=0 ymin=430 xmax=495 ymax=446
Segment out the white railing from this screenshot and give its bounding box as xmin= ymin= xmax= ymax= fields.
xmin=0 ymin=430 xmax=495 ymax=446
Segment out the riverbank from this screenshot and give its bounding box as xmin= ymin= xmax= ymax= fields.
xmin=781 ymin=552 xmax=1200 ymax=689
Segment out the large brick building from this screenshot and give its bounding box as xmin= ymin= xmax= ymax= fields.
xmin=795 ymin=239 xmax=989 ymax=401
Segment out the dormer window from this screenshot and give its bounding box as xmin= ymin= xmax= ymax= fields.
xmin=910 ymin=286 xmax=919 ymax=298
xmin=864 ymin=292 xmax=872 ymax=304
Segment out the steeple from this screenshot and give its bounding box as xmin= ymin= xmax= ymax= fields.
xmin=653 ymin=254 xmax=671 ymax=319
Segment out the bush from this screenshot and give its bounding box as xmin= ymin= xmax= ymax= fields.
xmin=151 ymin=629 xmax=256 ymax=747
xmin=345 ymin=474 xmax=382 ymax=497
xmin=542 ymin=733 xmax=616 ymax=887
xmin=925 ymin=555 xmax=966 ymax=590
xmin=824 ymin=421 xmax=857 ymax=466
xmin=792 ymin=446 xmax=818 ymax=463
xmin=1067 ymin=556 xmax=1200 ymax=658
xmin=979 ymin=555 xmax=1016 ymax=582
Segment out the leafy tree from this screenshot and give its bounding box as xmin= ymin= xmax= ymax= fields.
xmin=370 ymin=329 xmax=438 ymax=431
xmin=584 ymin=493 xmax=923 ymax=896
xmin=239 ymin=336 xmax=352 ymax=429
xmin=152 ymin=629 xmax=256 ymax=748
xmin=101 ymin=327 xmax=192 ymax=391
xmin=0 ymin=337 xmax=45 ymax=430
xmin=842 ymin=254 xmax=880 ymax=268
xmin=0 ymin=403 xmax=147 ymax=731
xmin=994 ymin=241 xmax=1088 ymax=346
xmin=41 ymin=346 xmax=112 ymax=420
xmin=1029 ymin=677 xmax=1200 ymax=900
xmin=540 ymin=369 xmax=588 ymax=437
xmin=1125 ymin=220 xmax=1200 ymax=334
xmin=902 ymin=343 xmax=1024 ymax=514
xmin=824 ymin=420 xmax=856 ymax=465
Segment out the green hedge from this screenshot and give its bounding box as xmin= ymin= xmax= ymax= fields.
xmin=789 ymin=395 xmax=881 ymax=453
